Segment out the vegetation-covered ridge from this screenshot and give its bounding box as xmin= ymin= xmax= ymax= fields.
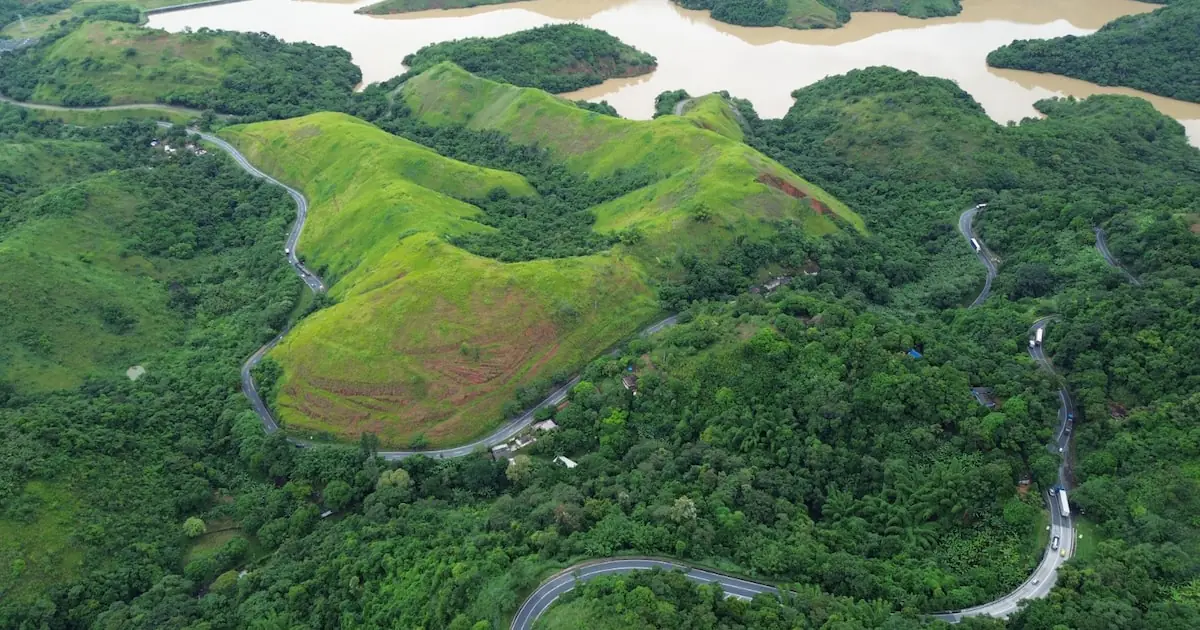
xmin=672 ymin=0 xmax=961 ymax=30
xmin=402 ymin=24 xmax=657 ymax=94
xmin=358 ymin=0 xmax=532 ymax=16
xmin=221 ymin=111 xmax=658 ymax=447
xmin=987 ymin=0 xmax=1200 ymax=103
xmin=0 ymin=19 xmax=360 ymax=118
xmin=224 ymin=63 xmax=858 ymax=448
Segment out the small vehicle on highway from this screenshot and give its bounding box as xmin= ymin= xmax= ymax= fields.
xmin=1052 ymin=536 xmax=1060 ymax=550
xmin=285 ymin=248 xmax=291 ymax=255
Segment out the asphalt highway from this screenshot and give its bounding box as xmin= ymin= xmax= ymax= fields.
xmin=959 ymin=204 xmax=999 ymax=308
xmin=1094 ymin=227 xmax=1141 ymax=286
xmin=511 ymin=559 xmax=778 ymax=630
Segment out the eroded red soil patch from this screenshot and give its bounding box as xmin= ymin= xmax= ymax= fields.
xmin=757 ymin=172 xmax=831 ymax=215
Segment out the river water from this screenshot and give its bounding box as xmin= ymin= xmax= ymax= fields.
xmin=149 ymin=0 xmax=1200 ymax=144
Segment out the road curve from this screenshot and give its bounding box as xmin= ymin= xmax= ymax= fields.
xmin=511 ymin=558 xmax=777 ymax=630
xmin=511 ymin=317 xmax=1080 ymax=628
xmin=6 ymin=99 xmax=1081 ymax=625
xmin=959 ymin=204 xmax=999 ymax=308
xmin=1094 ymin=227 xmax=1141 ymax=286
xmin=154 ymin=124 xmax=329 ymax=436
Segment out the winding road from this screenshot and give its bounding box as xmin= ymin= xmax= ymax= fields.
xmin=959 ymin=203 xmax=999 ymax=308
xmin=186 ymin=122 xmax=677 ymax=460
xmin=0 ymin=95 xmax=207 ymax=117
xmin=1094 ymin=227 xmax=1141 ymax=286
xmin=3 ymin=98 xmax=1081 ymax=626
xmin=512 ymin=559 xmax=776 ymax=630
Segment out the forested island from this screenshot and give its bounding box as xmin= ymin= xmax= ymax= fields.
xmin=0 ymin=7 xmax=1198 ymax=630
xmin=357 ymin=0 xmax=531 ymax=15
xmin=672 ymin=0 xmax=961 ymax=30
xmin=988 ymin=0 xmax=1200 ymax=103
xmin=402 ymin=24 xmax=657 ymax=93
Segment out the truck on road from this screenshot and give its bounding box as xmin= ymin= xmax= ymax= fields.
xmin=1059 ymin=489 xmax=1071 ymax=518
xmin=970 ymin=237 xmax=982 ymax=252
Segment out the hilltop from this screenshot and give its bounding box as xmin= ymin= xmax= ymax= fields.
xmin=402 ymin=24 xmax=656 ymax=94
xmin=224 ymin=66 xmax=859 ymax=446
xmin=0 ymin=20 xmax=360 ymax=117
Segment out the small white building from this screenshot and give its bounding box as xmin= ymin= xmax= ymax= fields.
xmin=553 ymin=455 xmax=578 ymax=469
xmin=532 ymin=419 xmax=559 ymax=432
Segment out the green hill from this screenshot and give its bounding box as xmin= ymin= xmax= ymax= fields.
xmin=401 ymin=24 xmax=656 ymax=94
xmin=988 ymin=1 xmax=1200 ymax=103
xmin=224 ymin=68 xmax=859 ymax=447
xmin=401 ymin=63 xmax=862 ymax=255
xmin=0 ymin=20 xmax=360 ymax=117
xmin=672 ymin=0 xmax=961 ymax=30
xmin=223 ymin=112 xmax=657 ymax=446
xmin=357 ymin=0 xmax=529 ymax=15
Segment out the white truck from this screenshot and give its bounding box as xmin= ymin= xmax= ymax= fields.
xmin=1059 ymin=489 xmax=1071 ymax=518
xmin=970 ymin=237 xmax=982 ymax=252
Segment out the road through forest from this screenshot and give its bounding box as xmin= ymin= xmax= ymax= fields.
xmin=1 ymin=98 xmax=1088 ymax=627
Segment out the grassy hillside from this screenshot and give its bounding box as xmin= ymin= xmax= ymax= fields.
xmin=401 ymin=63 xmax=863 ymax=258
xmin=988 ymin=1 xmax=1200 ymax=103
xmin=30 ymin=20 xmax=229 ymax=106
xmin=673 ymin=0 xmax=961 ymax=30
xmin=226 ymin=68 xmax=859 ymax=446
xmin=0 ymin=175 xmax=184 ymax=391
xmin=402 ymin=24 xmax=656 ymax=94
xmin=223 ymin=113 xmax=658 ymax=446
xmin=0 ymin=19 xmax=360 ymax=116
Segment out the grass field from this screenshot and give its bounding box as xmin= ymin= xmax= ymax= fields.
xmin=223 ymin=67 xmax=860 ymax=447
xmin=0 ymin=481 xmax=84 ymax=604
xmin=26 ymin=21 xmax=234 ymax=106
xmin=0 ymin=172 xmax=183 ymax=391
xmin=0 ymin=0 xmax=186 ymax=39
xmin=223 ymin=113 xmax=657 ymax=446
xmin=403 ymin=63 xmax=863 ymax=262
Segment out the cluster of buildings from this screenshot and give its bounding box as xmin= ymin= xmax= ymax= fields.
xmin=149 ymin=139 xmax=208 ymax=156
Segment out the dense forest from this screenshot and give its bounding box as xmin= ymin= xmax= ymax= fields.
xmin=402 ymin=25 xmax=656 ymax=94
xmin=0 ymin=107 xmax=308 ymax=624
xmin=0 ymin=19 xmax=360 ymax=119
xmin=1 ymin=9 xmax=1198 ymax=629
xmin=672 ymin=0 xmax=961 ymax=30
xmin=987 ymin=0 xmax=1200 ymax=103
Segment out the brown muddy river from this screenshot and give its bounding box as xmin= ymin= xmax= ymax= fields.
xmin=149 ymin=0 xmax=1200 ymax=144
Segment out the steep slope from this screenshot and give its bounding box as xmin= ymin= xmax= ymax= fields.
xmin=401 ymin=63 xmax=863 ymax=261
xmin=228 ymin=68 xmax=859 ymax=447
xmin=223 ymin=113 xmax=657 ymax=446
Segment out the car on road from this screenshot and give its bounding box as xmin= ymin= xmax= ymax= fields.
xmin=1052 ymin=536 xmax=1060 ymax=550
xmin=1032 ymin=578 xmax=1040 ymax=585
